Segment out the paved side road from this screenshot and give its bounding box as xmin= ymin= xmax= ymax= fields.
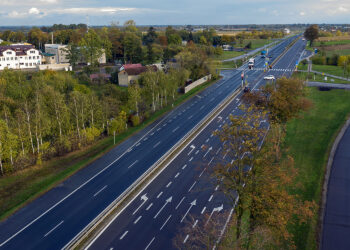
xmin=322 ymin=124 xmax=350 ymax=250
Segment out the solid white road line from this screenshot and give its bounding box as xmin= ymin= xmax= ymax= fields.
xmin=176 ymin=197 xmax=185 ymax=210
xmin=146 ymin=203 xmax=153 ymax=211
xmin=208 ymin=194 xmax=214 ymax=202
xmin=93 ymin=185 xmax=107 ymax=197
xmin=134 ymin=216 xmax=142 ymax=224
xmin=188 ymin=181 xmax=196 ymax=192
xmin=153 ymin=141 xmax=161 ymax=148
xmin=160 ymin=215 xmax=172 ymax=231
xmin=215 ymin=185 xmax=220 ymax=191
xmin=128 ymin=160 xmax=138 ymax=169
xmin=145 ymin=237 xmax=155 ymax=250
xmin=172 ymin=126 xmax=180 ymax=133
xmin=44 ymin=221 xmax=64 ymax=237
xmin=119 ymin=231 xmax=128 ymax=240
xmin=201 ymin=207 xmax=206 ymax=214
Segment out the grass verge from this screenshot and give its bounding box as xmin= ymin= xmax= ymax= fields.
xmin=284 ymin=87 xmax=350 ymax=249
xmin=0 ymin=77 xmax=221 ymax=221
xmin=294 ymin=71 xmax=350 ymax=84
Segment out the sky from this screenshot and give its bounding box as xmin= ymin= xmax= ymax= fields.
xmin=0 ymin=0 xmax=349 ymax=26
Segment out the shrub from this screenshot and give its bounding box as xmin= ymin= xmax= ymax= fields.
xmin=131 ymin=115 xmax=140 ymax=127
xmin=312 ymin=56 xmax=326 ymax=65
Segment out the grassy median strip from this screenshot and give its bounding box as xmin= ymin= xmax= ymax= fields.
xmin=0 ymin=77 xmax=221 ymax=221
xmin=284 ymin=87 xmax=350 ymax=249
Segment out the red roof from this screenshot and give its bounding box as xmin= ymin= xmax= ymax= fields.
xmin=123 ymin=64 xmax=142 ymax=69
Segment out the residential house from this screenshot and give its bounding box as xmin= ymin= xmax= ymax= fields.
xmin=118 ymin=64 xmax=157 ymax=86
xmin=0 ymin=44 xmax=41 ymax=70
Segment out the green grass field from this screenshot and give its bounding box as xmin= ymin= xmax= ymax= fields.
xmin=285 ymin=88 xmax=350 ymax=249
xmin=243 ymin=39 xmax=274 ymax=49
xmin=312 ymin=64 xmax=349 ymax=78
xmin=0 ymin=77 xmax=220 ymax=221
xmin=314 ymin=40 xmax=350 ymax=47
xmin=324 ymin=49 xmax=350 ymax=57
xmin=213 ymin=50 xmax=245 ymax=61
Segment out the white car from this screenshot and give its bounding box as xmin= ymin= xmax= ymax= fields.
xmin=264 ymin=75 xmax=275 ymax=80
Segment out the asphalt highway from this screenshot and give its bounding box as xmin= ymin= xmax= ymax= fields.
xmin=87 ymin=37 xmax=307 ymax=250
xmin=0 ymin=36 xmax=305 ymax=250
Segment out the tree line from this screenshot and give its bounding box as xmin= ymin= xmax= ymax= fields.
xmin=0 ymin=21 xmax=284 ymax=66
xmin=0 ymin=60 xmax=205 ymax=175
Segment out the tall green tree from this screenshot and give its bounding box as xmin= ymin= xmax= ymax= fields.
xmin=304 ymin=24 xmax=319 ymax=47
xmin=79 ymin=29 xmax=104 ymax=66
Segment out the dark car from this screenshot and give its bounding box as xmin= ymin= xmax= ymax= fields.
xmin=243 ymin=87 xmax=250 ymax=93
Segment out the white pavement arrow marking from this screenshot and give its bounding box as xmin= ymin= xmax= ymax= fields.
xmin=154 ymin=197 xmax=172 ymax=219
xmin=181 ymin=199 xmax=197 ymax=222
xmin=203 ymin=147 xmax=212 ymax=158
xmin=217 ymin=116 xmax=222 ymax=122
xmin=187 ymin=145 xmax=196 ymax=155
xmin=132 ymin=194 xmax=148 ymax=215
xmin=206 ymin=204 xmax=223 ymax=225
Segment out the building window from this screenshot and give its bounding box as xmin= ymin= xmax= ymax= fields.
xmin=6 ymin=52 xmax=11 ymax=55
xmin=29 ymin=56 xmax=31 ymax=60
xmin=20 ymin=63 xmax=24 ymax=65
xmin=15 ymin=57 xmax=18 ymax=60
xmin=6 ymin=57 xmax=9 ymax=61
xmin=11 ymin=57 xmax=13 ymax=60
xmin=25 ymin=63 xmax=28 ymax=66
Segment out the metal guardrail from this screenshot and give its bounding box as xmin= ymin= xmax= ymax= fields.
xmin=65 ymin=79 xmax=243 ymax=250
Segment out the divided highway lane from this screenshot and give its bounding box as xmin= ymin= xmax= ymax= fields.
xmin=88 ymin=37 xmax=304 ymax=250
xmin=0 ymin=37 xmax=297 ymax=250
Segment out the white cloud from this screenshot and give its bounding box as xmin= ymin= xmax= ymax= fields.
xmin=299 ymin=11 xmax=305 ymax=16
xmin=338 ymin=6 xmax=348 ymax=12
xmin=54 ymin=7 xmax=136 ymax=15
xmin=29 ymin=7 xmax=40 ymax=15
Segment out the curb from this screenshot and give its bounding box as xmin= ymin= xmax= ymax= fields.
xmin=318 ymin=117 xmax=350 ymax=249
xmin=65 ymin=80 xmax=242 ymax=250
